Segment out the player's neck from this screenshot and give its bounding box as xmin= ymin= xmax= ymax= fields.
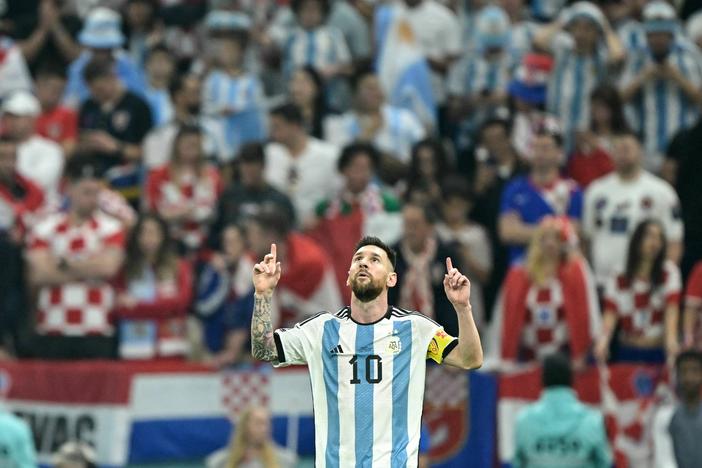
xmin=350 ymin=294 xmax=389 ymax=324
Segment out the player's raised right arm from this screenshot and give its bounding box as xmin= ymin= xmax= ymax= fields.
xmin=251 ymin=244 xmax=282 ymax=362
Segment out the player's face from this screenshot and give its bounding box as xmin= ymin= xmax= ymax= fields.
xmin=347 ymin=245 xmax=397 ymax=302
xmin=640 ymin=223 xmax=664 ymax=260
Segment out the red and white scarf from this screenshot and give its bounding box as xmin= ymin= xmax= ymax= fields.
xmin=399 ymin=237 xmax=437 ymax=319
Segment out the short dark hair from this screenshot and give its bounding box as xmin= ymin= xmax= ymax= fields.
xmin=542 ymin=353 xmax=573 ymax=388
xmin=270 ymin=103 xmax=305 ymax=127
xmin=248 ymin=204 xmax=291 ymax=238
xmin=36 ymin=63 xmax=67 ymax=80
xmin=64 ymin=153 xmax=104 ymax=182
xmin=440 ymin=175 xmax=475 ymax=202
xmin=338 ymin=142 xmax=380 ymax=172
xmin=82 ymin=57 xmax=115 ymax=83
xmin=676 ymin=350 xmax=702 ymax=370
xmin=354 ymin=236 xmax=397 ymax=269
xmin=168 ymin=73 xmax=197 ymax=99
xmin=238 ymin=142 xmax=265 ymax=164
xmin=291 ymin=0 xmax=330 ymax=17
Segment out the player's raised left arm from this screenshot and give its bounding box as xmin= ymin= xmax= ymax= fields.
xmin=442 ymin=257 xmax=483 ymax=370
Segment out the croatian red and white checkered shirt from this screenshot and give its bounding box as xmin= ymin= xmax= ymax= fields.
xmin=604 ymin=260 xmax=681 ymax=342
xmin=145 ymin=166 xmax=222 ymax=250
xmin=28 ymin=211 xmax=126 ymax=336
xmin=521 ymin=279 xmax=570 ymax=361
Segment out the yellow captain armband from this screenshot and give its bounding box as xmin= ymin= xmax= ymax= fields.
xmin=426 ymin=328 xmax=458 ymax=364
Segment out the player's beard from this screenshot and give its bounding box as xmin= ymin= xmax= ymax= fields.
xmin=350 ymin=274 xmax=384 ymax=302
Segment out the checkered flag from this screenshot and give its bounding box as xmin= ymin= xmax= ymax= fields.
xmin=220 ymin=371 xmax=271 ymax=421
xmin=425 ymin=365 xmax=469 ymax=407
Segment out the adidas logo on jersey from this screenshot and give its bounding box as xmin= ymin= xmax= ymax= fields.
xmin=329 ymin=344 xmax=344 ymax=354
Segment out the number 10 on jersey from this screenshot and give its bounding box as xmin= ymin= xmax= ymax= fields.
xmin=349 ymin=355 xmax=383 ymax=384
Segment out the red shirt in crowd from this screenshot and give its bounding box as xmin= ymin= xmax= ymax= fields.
xmin=36 ymin=106 xmax=78 ymax=146
xmin=566 ymin=147 xmax=615 ymax=188
xmin=114 ymin=259 xmax=193 ymax=360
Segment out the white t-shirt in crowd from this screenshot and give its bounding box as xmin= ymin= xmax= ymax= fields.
xmin=583 ymin=170 xmax=683 ymax=287
xmin=17 ymin=135 xmax=64 ymax=201
xmin=264 ymin=138 xmax=341 ymax=225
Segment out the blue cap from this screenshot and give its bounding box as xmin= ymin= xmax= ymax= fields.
xmin=475 ymin=6 xmax=510 ymax=50
xmin=205 ymin=10 xmax=252 ymax=32
xmin=78 ymin=8 xmax=125 ymax=49
xmin=643 ymin=1 xmax=677 ymax=34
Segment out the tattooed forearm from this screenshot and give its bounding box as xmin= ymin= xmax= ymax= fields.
xmin=251 ymin=293 xmax=279 ymax=362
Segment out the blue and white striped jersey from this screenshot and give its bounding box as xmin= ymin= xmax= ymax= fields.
xmin=144 ymin=86 xmax=174 ymax=127
xmin=283 ymin=25 xmax=351 ymax=76
xmin=620 ymin=42 xmax=702 ymax=170
xmin=202 ymin=70 xmax=268 ymax=157
xmin=274 ymin=306 xmax=457 ymax=468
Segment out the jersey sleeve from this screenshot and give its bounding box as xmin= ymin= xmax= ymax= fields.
xmin=660 ymin=185 xmax=684 ymax=242
xmin=426 ymin=327 xmax=458 ymax=364
xmin=273 ymin=313 xmax=326 ymax=367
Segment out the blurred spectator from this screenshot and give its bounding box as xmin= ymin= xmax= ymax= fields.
xmin=143 ymin=44 xmax=175 ymax=127
xmin=265 ymin=103 xmax=340 ymax=228
xmin=401 ymin=138 xmax=451 ymax=206
xmin=620 ymin=1 xmax=702 ymax=171
xmin=513 ymin=353 xmax=612 ymax=467
xmin=77 ymin=56 xmax=153 ymax=205
xmin=2 ymin=91 xmax=65 ymax=203
xmin=26 ymin=154 xmax=125 ymax=359
xmin=471 ymin=112 xmax=526 ymax=318
xmin=288 ymin=66 xmax=328 ymax=139
xmin=491 ymin=217 xmax=599 ymax=367
xmin=245 ymin=205 xmax=341 ymax=328
xmin=436 ymin=176 xmax=491 ymax=331
xmin=0 ymin=400 xmax=36 ymax=467
xmin=534 ymin=1 xmax=625 ymax=149
xmin=388 ymin=200 xmax=463 ymax=336
xmin=145 ymin=125 xmax=222 ymax=253
xmin=210 ymin=143 xmax=296 ymax=247
xmin=144 ymin=74 xmax=229 ymax=168
xmin=595 ymin=220 xmax=681 ymax=364
xmin=63 ymin=7 xmax=147 ymax=108
xmin=566 ymin=84 xmax=625 ymax=188
xmin=447 ymin=5 xmax=511 ymax=152
xmin=499 ymin=0 xmax=539 ymax=68
xmin=123 ymin=0 xmax=163 ymax=68
xmin=390 ymin=0 xmax=461 ymax=115
xmin=309 ymin=142 xmax=402 ymax=299
xmin=35 ymin=65 xmax=79 ymax=154
xmin=665 ymin=112 xmax=702 ymax=280
xmin=498 ymin=116 xmax=583 ymax=264
xmin=195 ymin=222 xmax=255 ymax=367
xmin=0 ymin=36 xmax=33 ymax=100
xmin=0 ymin=135 xmax=45 ymax=358
xmin=52 ymin=441 xmax=97 ymax=468
xmin=324 ymin=68 xmax=425 ymax=178
xmin=507 ymin=53 xmax=553 ymax=160
xmin=653 ymin=350 xmax=702 ymax=468
xmin=327 ymin=0 xmax=372 ymax=66
xmin=206 ymin=406 xmax=297 ymax=468
xmin=202 ymin=13 xmax=267 ymax=157
xmin=686 ymin=12 xmax=702 ymax=50
xmin=14 ymin=0 xmax=82 ymax=71
xmin=583 ymin=131 xmax=683 ymax=289
xmin=283 ymin=0 xmax=351 ymax=81
xmin=114 ymin=214 xmax=193 ymax=360
xmin=683 ymin=261 xmax=702 ymax=348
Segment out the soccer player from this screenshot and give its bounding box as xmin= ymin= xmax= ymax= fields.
xmin=251 ymin=236 xmax=482 ymax=467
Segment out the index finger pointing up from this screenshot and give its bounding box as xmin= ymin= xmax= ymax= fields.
xmin=446 ymin=257 xmax=453 ymax=272
xmin=271 ymin=243 xmax=277 ymax=263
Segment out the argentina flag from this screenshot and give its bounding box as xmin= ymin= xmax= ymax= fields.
xmin=374 ymin=5 xmax=437 ymax=130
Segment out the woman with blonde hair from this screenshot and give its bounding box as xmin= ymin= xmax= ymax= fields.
xmin=207 ymin=406 xmax=297 ymax=468
xmin=489 ymin=216 xmax=601 ymax=368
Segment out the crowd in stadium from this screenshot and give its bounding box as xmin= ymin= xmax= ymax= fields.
xmin=1 ymin=0 xmax=702 ymax=463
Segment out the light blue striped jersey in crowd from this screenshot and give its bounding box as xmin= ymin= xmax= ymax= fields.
xmin=274 ymin=306 xmax=457 ymax=468
xmin=448 ymin=51 xmax=512 ymax=99
xmin=283 ymin=25 xmax=351 ymax=76
xmin=144 ymin=86 xmax=174 ymax=127
xmin=202 ymin=70 xmax=267 ymax=157
xmin=620 ymin=41 xmax=702 ymax=169
xmin=546 ymin=34 xmax=609 ymax=149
